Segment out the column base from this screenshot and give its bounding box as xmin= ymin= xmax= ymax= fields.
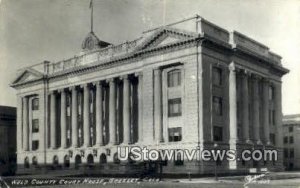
xmin=108 ymin=142 xmax=117 ymax=146
xmin=94 ymin=143 xmax=104 ymax=147
xmin=265 ymin=141 xmax=271 ymax=146
xmin=256 ymin=140 xmax=263 ymax=145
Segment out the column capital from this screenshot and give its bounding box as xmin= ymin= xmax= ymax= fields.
xmin=261 ymin=77 xmax=270 ymax=83
xmin=69 ymin=85 xmax=78 ymax=91
xmin=119 ymin=75 xmax=129 ymax=80
xmin=80 ymin=83 xmax=91 ymax=89
xmin=154 ymin=68 xmax=161 ymax=74
xmin=57 ymin=88 xmax=66 ymax=93
xmin=49 ymin=90 xmax=57 ymax=95
xmin=134 ymin=72 xmax=143 ymax=77
xmin=106 ymin=78 xmax=115 ymax=83
xmin=228 ymin=62 xmax=236 ymax=72
xmin=238 ymin=69 xmax=250 ymax=77
xmin=251 ymin=73 xmax=261 ymax=81
xmin=92 ymin=80 xmax=102 ymax=86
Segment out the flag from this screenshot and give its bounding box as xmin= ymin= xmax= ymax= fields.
xmin=89 ymin=0 xmax=92 ymax=8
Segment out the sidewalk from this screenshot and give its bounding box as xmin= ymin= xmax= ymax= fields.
xmin=162 ymin=171 xmax=300 ymax=185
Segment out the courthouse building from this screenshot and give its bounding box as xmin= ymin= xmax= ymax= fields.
xmin=11 ymin=15 xmax=288 ymax=175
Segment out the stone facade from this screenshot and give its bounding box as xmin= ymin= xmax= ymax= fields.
xmin=10 ymin=15 xmax=288 ymax=176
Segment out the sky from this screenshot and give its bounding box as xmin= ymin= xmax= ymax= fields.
xmin=0 ymin=0 xmax=299 ymax=115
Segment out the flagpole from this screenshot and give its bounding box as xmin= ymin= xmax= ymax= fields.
xmin=90 ymin=0 xmax=93 ymax=32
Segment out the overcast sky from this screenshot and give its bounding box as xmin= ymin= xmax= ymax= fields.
xmin=0 ymin=0 xmax=299 ymax=115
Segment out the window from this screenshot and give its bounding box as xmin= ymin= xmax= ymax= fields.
xmin=32 ymin=98 xmax=39 ymax=110
xmin=269 ymin=110 xmax=275 ymax=125
xmin=66 ymin=94 xmax=71 ymax=107
xmin=174 ymin=152 xmax=184 ymax=166
xmin=168 ymin=98 xmax=182 ymax=117
xmin=24 ymin=157 xmax=29 ymax=168
xmin=32 ymin=156 xmax=38 ymax=166
xmin=270 ymin=133 xmax=275 ymax=145
xmin=269 ymin=86 xmax=275 ymax=100
xmin=167 ymin=69 xmax=181 ymax=87
xmin=242 ymin=159 xmax=246 ymax=166
xmin=289 ymin=136 xmax=294 ymax=144
xmin=32 ymin=119 xmax=39 ymax=133
xmin=168 ymin=127 xmax=182 ymax=142
xmin=290 ymin=149 xmax=294 ymax=158
xmin=284 ymin=136 xmax=288 ymax=144
xmin=213 ymin=67 xmax=222 ymax=86
xmin=100 ymin=154 xmax=107 ymax=164
xmin=53 ymin=155 xmax=59 ymax=165
xmin=213 ymin=96 xmax=223 ymax=116
xmin=213 ymin=126 xmax=223 ymax=141
xmin=284 ymin=148 xmax=288 ymax=158
xmin=64 ymin=155 xmax=70 ymax=168
xmin=289 ymin=126 xmax=293 ymax=132
xmin=113 ymin=153 xmax=120 ymax=164
xmin=78 ymin=93 xmax=82 ymax=115
xmin=66 ymin=94 xmax=71 ymax=117
xmin=32 ymin=140 xmax=39 ymax=151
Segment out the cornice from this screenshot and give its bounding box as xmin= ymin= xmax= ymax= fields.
xmin=11 ymin=32 xmax=288 ymax=88
xmin=233 ymin=45 xmax=289 ymax=76
xmin=47 ymin=37 xmax=200 ymax=82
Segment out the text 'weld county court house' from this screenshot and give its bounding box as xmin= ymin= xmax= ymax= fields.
xmin=10 ymin=14 xmax=289 ymax=176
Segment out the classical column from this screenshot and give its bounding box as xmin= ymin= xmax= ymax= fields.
xmin=154 ymin=69 xmax=163 ymax=142
xmin=122 ymin=75 xmax=130 ymax=144
xmin=262 ymin=78 xmax=270 ymax=145
xmin=50 ymin=92 xmax=57 ymax=149
xmin=241 ymin=72 xmax=250 ymax=143
xmin=136 ymin=73 xmax=143 ymax=143
xmin=71 ymin=86 xmax=78 ymax=148
xmin=274 ymin=83 xmax=283 ymax=148
xmin=83 ymin=84 xmax=90 ymax=147
xmin=108 ymin=79 xmax=116 ymax=145
xmin=28 ymin=98 xmax=32 ymax=151
xmin=17 ymin=97 xmax=22 ymax=153
xmin=60 ymin=89 xmax=67 ymax=148
xmin=22 ymin=97 xmax=29 ymax=151
xmin=95 ymin=82 xmax=103 ymax=146
xmin=252 ymin=75 xmax=261 ymax=144
xmin=228 ymin=62 xmax=237 ymax=169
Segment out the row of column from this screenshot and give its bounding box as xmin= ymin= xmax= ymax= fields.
xmin=240 ymin=72 xmax=270 ymax=144
xmin=229 ymin=62 xmax=279 ymax=146
xmin=49 ymin=74 xmax=142 ymax=149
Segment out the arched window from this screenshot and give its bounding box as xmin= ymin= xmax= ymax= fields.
xmin=32 ymin=156 xmax=38 ymax=166
xmin=174 ymin=152 xmax=184 ymax=166
xmin=53 ymin=155 xmax=59 ymax=166
xmin=100 ymin=153 xmax=107 ymax=164
xmin=64 ymin=155 xmax=70 ymax=168
xmin=113 ymin=153 xmax=120 ymax=164
xmin=24 ymin=157 xmax=30 ymax=168
xmin=128 ymin=152 xmax=136 ymax=164
xmin=167 ymin=69 xmax=181 ymax=87
xmin=87 ymin=154 xmax=94 ymax=164
xmin=216 ymin=158 xmax=222 ymax=166
xmin=159 ymin=151 xmax=168 ymax=166
xmin=75 ymin=155 xmax=81 ymax=169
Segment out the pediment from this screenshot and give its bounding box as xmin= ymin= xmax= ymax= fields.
xmin=12 ymin=68 xmax=43 ymax=85
xmin=135 ymin=27 xmax=197 ymax=51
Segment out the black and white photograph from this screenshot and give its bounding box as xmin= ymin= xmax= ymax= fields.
xmin=0 ymin=0 xmax=300 ymax=187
